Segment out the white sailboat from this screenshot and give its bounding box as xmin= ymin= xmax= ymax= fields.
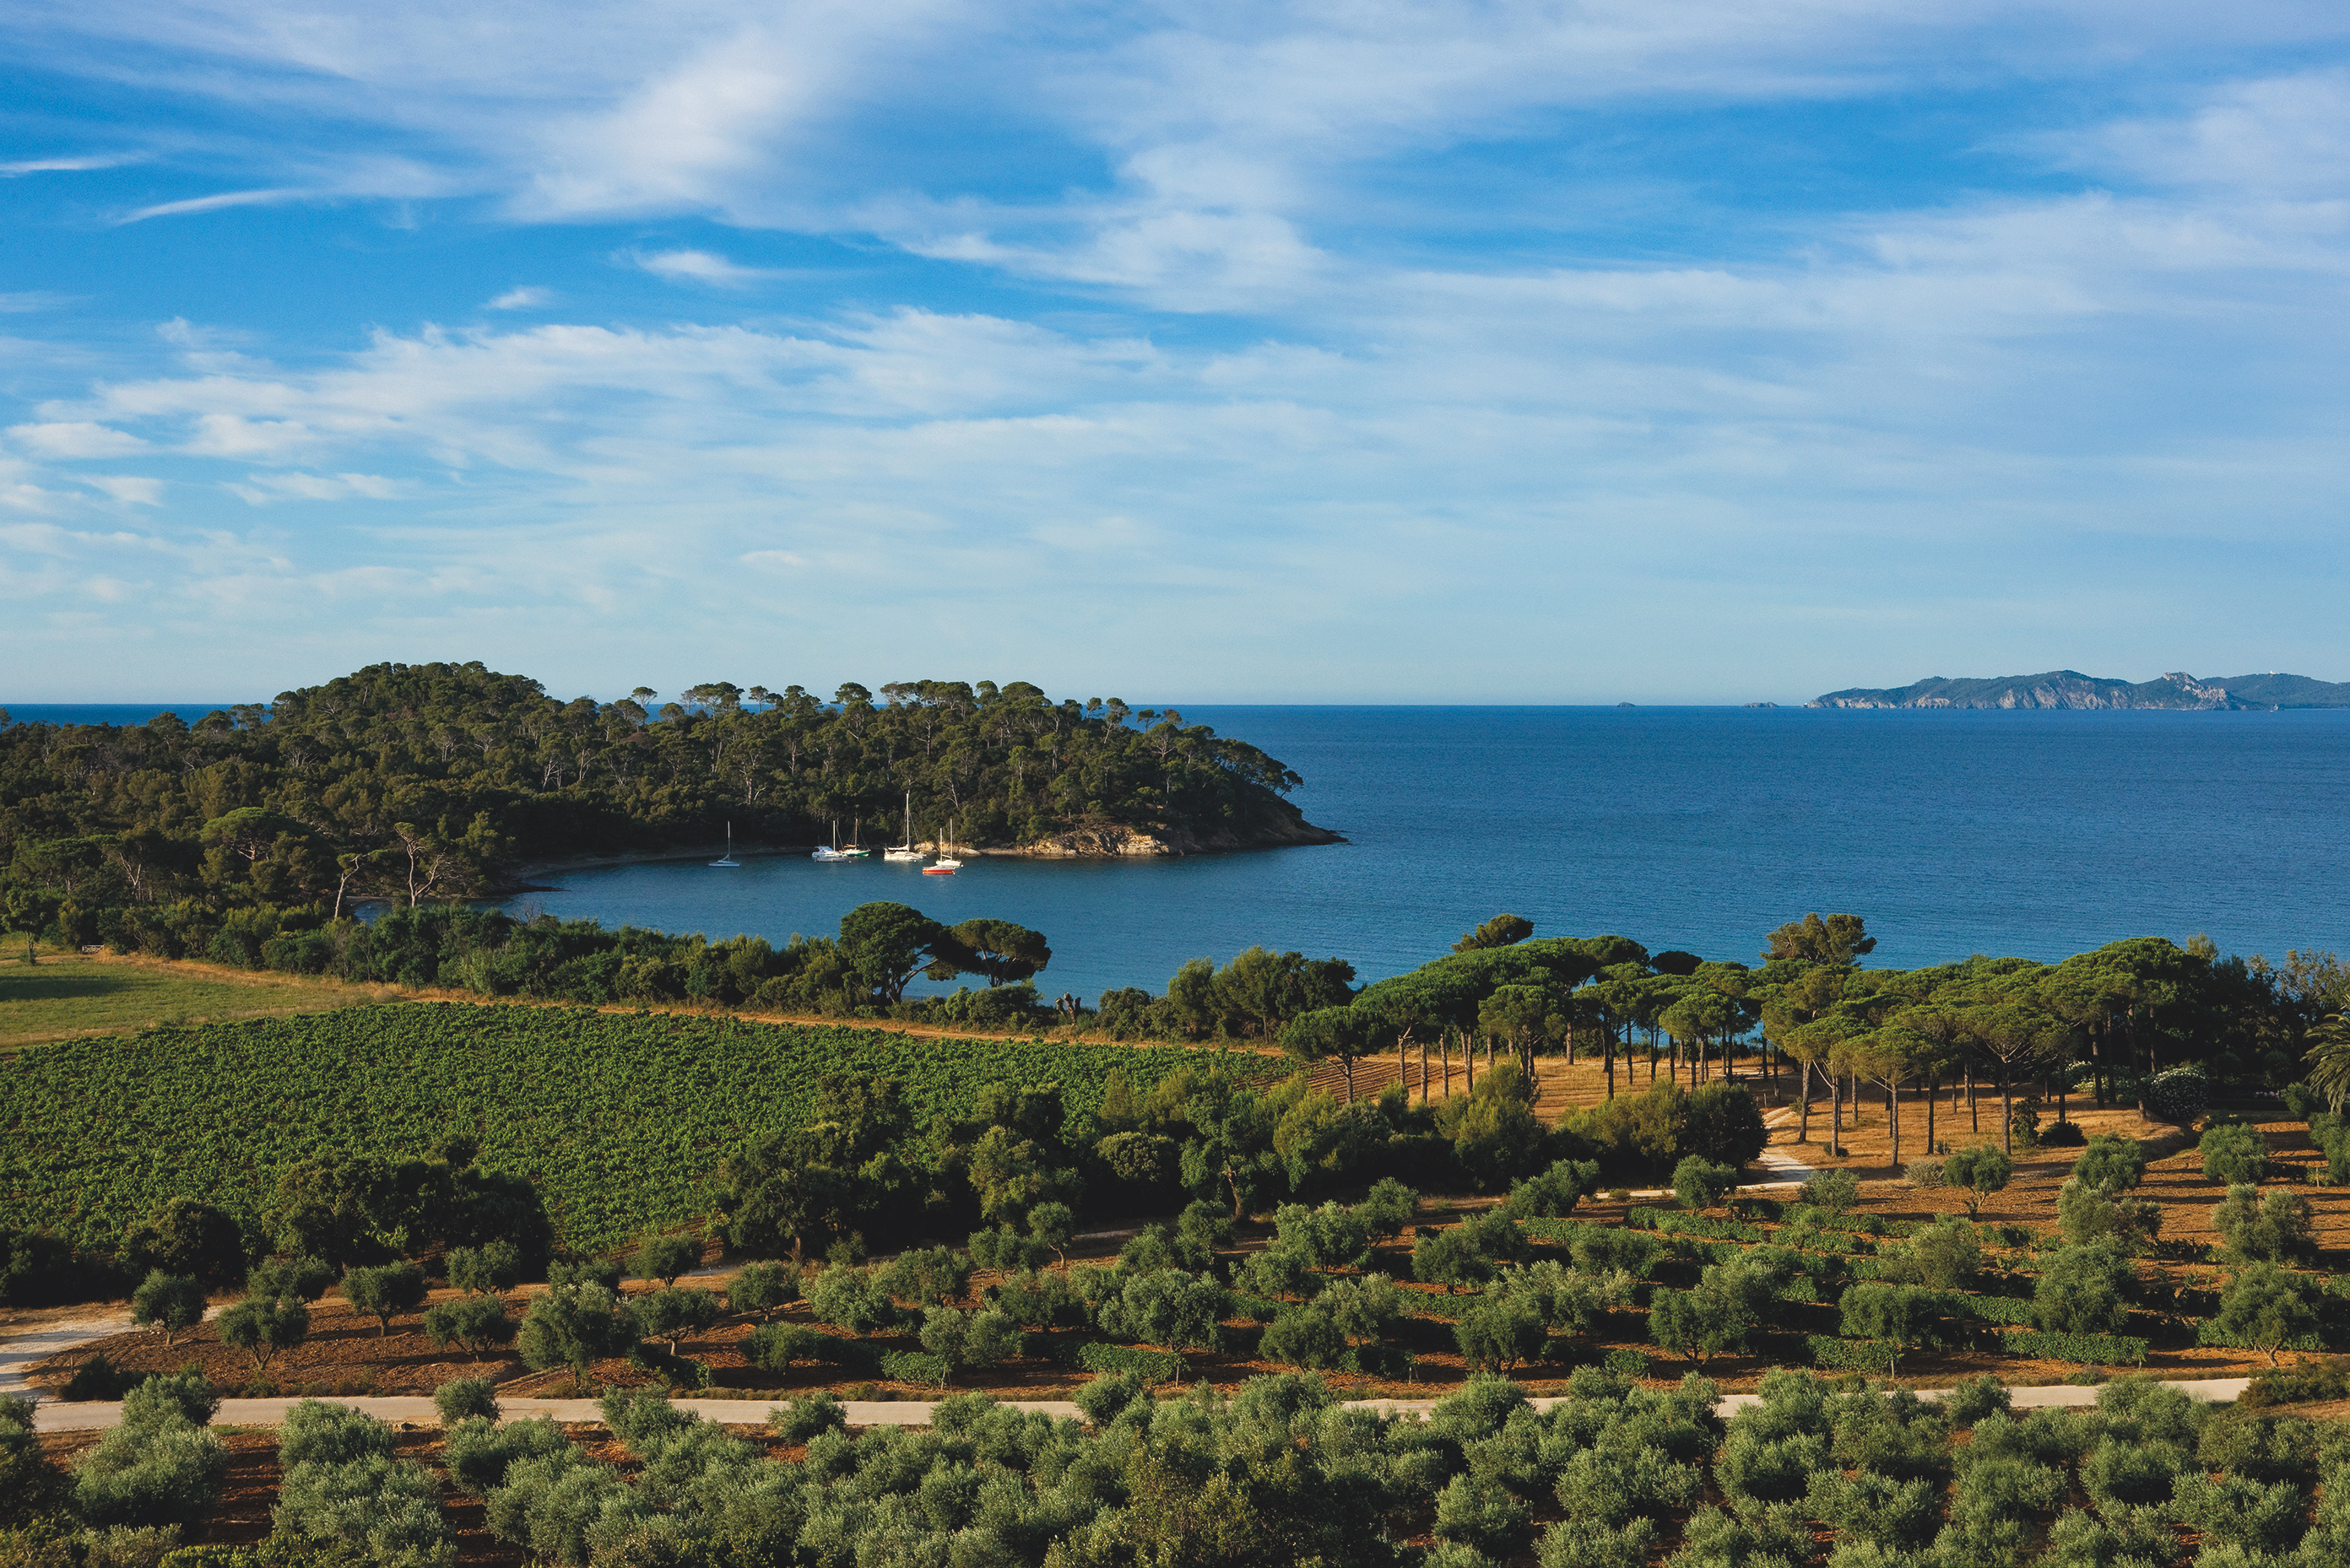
xmin=709 ymin=822 xmax=740 ymax=868
xmin=925 ymin=819 xmax=963 ymax=874
xmin=812 ymin=819 xmax=849 ymax=862
xmin=884 ymin=789 xmax=925 ymax=862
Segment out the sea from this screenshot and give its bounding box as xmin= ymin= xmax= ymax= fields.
xmin=15 ymin=703 xmax=2348 ymax=1002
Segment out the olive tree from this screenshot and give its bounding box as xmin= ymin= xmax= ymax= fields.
xmin=2213 ymin=1186 xmax=2317 ymax=1264
xmin=422 ymin=1295 xmax=515 ymax=1355
xmin=130 ymin=1271 xmax=206 ymax=1349
xmin=1942 ymin=1145 xmax=2013 ymax=1219
xmin=341 ymin=1263 xmax=428 ymax=1337
xmin=629 ymin=1232 xmax=700 ymax=1287
xmin=216 ymin=1293 xmax=310 ymax=1372
xmin=2033 ymin=1244 xmax=2134 ymax=1335
xmin=2212 ymin=1263 xmax=2320 ymax=1365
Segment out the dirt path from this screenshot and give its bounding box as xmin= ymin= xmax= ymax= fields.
xmin=28 ymin=1378 xmax=2250 ymax=1434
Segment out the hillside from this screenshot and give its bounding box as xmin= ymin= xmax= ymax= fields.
xmin=0 ymin=663 xmax=1340 ymax=933
xmin=1809 ymin=668 xmax=2350 ymax=710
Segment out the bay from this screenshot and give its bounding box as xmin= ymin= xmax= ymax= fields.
xmin=500 ymin=706 xmax=2350 ymax=1003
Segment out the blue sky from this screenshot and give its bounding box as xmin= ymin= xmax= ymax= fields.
xmin=3 ymin=1 xmax=2347 ymax=703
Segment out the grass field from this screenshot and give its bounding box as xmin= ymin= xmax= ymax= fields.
xmin=0 ymin=951 xmax=387 ymax=1052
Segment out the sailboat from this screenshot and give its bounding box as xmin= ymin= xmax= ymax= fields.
xmin=709 ymin=822 xmax=740 ymax=868
xmin=811 ymin=819 xmax=849 ymax=862
xmin=924 ymin=818 xmax=963 ymax=874
xmin=884 ymin=789 xmax=925 ymax=862
xmin=842 ymin=816 xmax=870 ymax=858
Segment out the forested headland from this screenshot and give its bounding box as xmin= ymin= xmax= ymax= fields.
xmin=0 ymin=660 xmax=1335 ymax=954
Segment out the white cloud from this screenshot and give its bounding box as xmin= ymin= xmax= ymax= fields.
xmin=8 ymin=421 xmax=150 ymax=457
xmin=1 ymin=154 xmax=138 ymax=175
xmin=225 ymin=471 xmax=403 ymax=502
xmin=2078 ymin=70 xmax=2350 ymax=196
xmin=117 ymin=187 xmax=308 ymax=224
xmin=487 ymin=286 xmax=553 ymax=310
xmin=631 ymin=249 xmax=781 ymax=286
xmin=83 ymin=475 xmax=165 ymax=506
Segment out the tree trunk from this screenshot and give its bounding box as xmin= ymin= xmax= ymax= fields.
xmin=1341 ymin=1057 xmax=1355 ymax=1103
xmin=1968 ymin=1065 xmax=1979 ymax=1132
xmin=1442 ymin=1032 xmax=1451 ymax=1098
xmin=2000 ymin=1065 xmax=2013 ymax=1154
xmin=1604 ymin=1044 xmax=1614 ymax=1100
xmin=1795 ymin=1060 xmax=1811 ymax=1143
xmin=1465 ymin=1037 xmax=1475 ymax=1096
xmin=1925 ymin=1073 xmax=1936 ymax=1155
xmin=1828 ymin=1072 xmax=1841 ymax=1154
xmin=1419 ymin=1037 xmax=1428 ymax=1105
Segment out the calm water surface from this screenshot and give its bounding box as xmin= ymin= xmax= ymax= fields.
xmin=495 ymin=707 xmax=2350 ymax=1003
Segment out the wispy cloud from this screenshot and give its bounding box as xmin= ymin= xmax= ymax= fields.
xmin=1 ymin=154 xmax=139 ymax=176
xmin=117 ymin=187 xmax=306 ymax=224
xmin=629 ymin=248 xmax=782 ymax=287
xmin=8 ymin=422 xmax=149 ymax=458
xmin=487 ymin=286 xmax=553 ymax=310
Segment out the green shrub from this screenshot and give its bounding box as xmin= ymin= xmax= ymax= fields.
xmin=441 ymin=1414 xmax=566 ymax=1495
xmin=274 ymin=1450 xmax=453 ymax=1568
xmin=2001 ymin=1331 xmax=2148 ymax=1366
xmin=432 ymin=1377 xmax=498 ymax=1427
xmin=1414 ymin=1226 xmax=1491 ymax=1292
xmin=339 ymin=1263 xmax=427 ymax=1337
xmin=876 ymin=1245 xmax=972 ymax=1307
xmin=60 ymin=1357 xmax=147 ymax=1404
xmin=1942 ymin=1146 xmax=2013 ymax=1218
xmin=2212 ymin=1186 xmax=2316 ymax=1263
xmin=1888 ymin=1216 xmax=1982 ymax=1290
xmin=1453 ymin=1293 xmax=1546 ymax=1372
xmin=516 ymin=1283 xmax=640 ymax=1390
xmin=2032 ymin=1245 xmax=2134 ymax=1335
xmin=1272 ymin=1201 xmax=1370 ymax=1269
xmin=129 ymin=1272 xmax=206 ymax=1349
xmin=1436 ymin=1473 xmax=1535 ymax=1559
xmin=877 ymin=1349 xmax=950 ymax=1387
xmin=1673 ymin=1157 xmax=1738 ymax=1213
xmin=1071 ymin=1342 xmax=1184 ymax=1382
xmin=1264 ymin=1305 xmax=1351 ymax=1370
xmin=421 ymin=1294 xmax=515 ymax=1354
xmin=1684 ymin=1083 xmax=1768 ymax=1169
xmin=1941 ymin=1371 xmax=2012 ymax=1427
xmin=215 ymin=1294 xmax=309 ymax=1371
xmin=1800 ymin=1169 xmax=1861 ymax=1214
xmin=916 ymin=1306 xmax=1019 ymax=1383
xmin=766 ymin=1392 xmax=847 ymax=1442
xmin=2073 ymin=1134 xmax=2147 ymax=1192
xmin=2143 ymin=1068 xmax=2209 ymax=1126
xmin=632 ymin=1285 xmax=723 ymax=1350
xmin=547 ymin=1257 xmax=623 ymax=1291
xmin=1353 ymin=1178 xmax=1418 ymax=1238
xmin=2209 ymin=1263 xmax=2323 ymax=1365
xmin=446 ymin=1241 xmax=522 ymax=1295
xmin=627 ymin=1232 xmax=700 ymax=1287
xmin=2201 ymin=1124 xmax=2269 ymax=1187
xmin=806 ymin=1263 xmax=899 ymax=1333
xmin=72 ymin=1420 xmax=229 ymax=1529
xmin=246 ymin=1256 xmax=334 ymax=1301
xmin=2055 ymin=1178 xmax=2162 ymax=1253
xmin=120 ymin=1371 xmax=217 ymax=1430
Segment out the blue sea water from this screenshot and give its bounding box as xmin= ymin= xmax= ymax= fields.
xmin=492 ymin=706 xmax=2350 ymax=1004
xmin=3 ymin=703 xmax=240 ymax=726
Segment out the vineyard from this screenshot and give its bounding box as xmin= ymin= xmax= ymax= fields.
xmin=0 ymin=1004 xmax=1227 ymax=1256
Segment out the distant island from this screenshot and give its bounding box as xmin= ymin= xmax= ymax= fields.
xmin=1809 ymin=669 xmax=2350 ymax=711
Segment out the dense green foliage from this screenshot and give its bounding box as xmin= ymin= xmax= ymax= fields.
xmin=0 ymin=1005 xmax=1221 ymax=1259
xmin=0 ymin=661 xmax=1323 ymax=949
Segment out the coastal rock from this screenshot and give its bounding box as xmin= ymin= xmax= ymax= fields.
xmin=981 ymin=812 xmax=1345 ymax=858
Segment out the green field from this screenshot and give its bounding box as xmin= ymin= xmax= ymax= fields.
xmin=0 ymin=1003 xmax=1224 ymax=1256
xmin=0 ymin=952 xmax=376 ymax=1050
